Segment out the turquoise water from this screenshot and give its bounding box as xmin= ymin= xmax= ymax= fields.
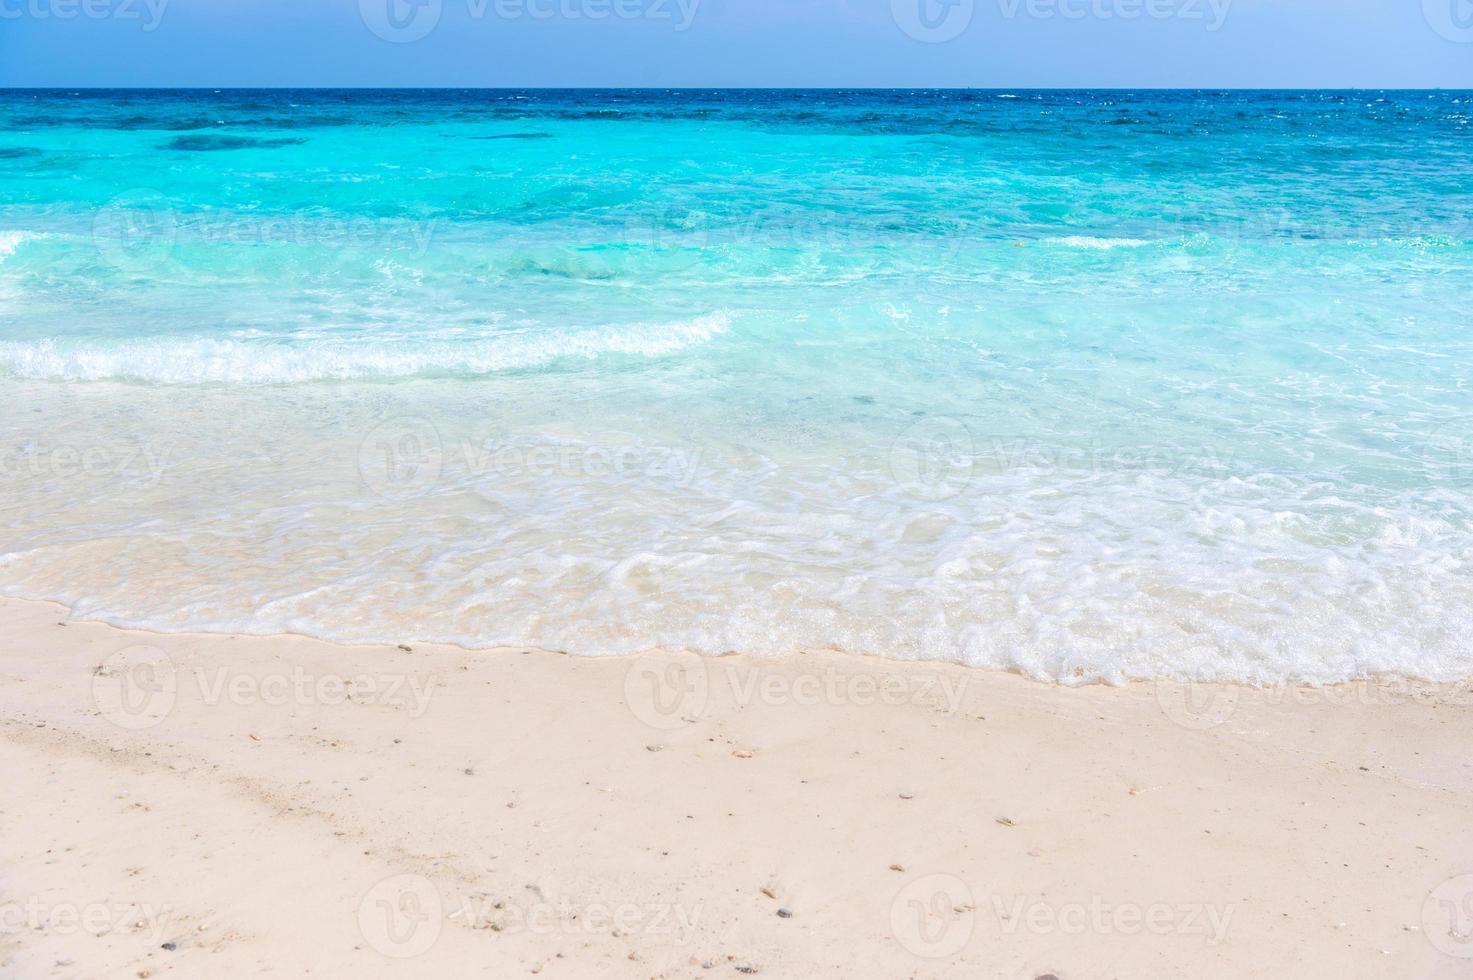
xmin=2 ymin=89 xmax=1472 ymax=682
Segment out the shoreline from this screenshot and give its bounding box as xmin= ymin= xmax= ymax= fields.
xmin=4 ymin=594 xmax=1473 ymax=977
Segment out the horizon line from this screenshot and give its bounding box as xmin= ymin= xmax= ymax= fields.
xmin=3 ymin=85 xmax=1471 ymax=92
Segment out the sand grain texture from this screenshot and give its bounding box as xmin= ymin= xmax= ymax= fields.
xmin=2 ymin=597 xmax=1471 ymax=979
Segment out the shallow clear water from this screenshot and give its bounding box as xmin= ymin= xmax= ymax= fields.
xmin=3 ymin=89 xmax=1472 ymax=683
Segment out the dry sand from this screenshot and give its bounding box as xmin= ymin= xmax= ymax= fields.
xmin=2 ymin=595 xmax=1472 ymax=979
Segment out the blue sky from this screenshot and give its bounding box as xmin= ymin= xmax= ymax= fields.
xmin=2 ymin=0 xmax=1472 ymax=87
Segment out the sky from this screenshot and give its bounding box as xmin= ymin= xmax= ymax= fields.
xmin=1 ymin=0 xmax=1472 ymax=88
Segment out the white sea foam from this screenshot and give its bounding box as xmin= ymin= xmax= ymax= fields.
xmin=0 ymin=312 xmax=732 ymax=383
xmin=1050 ymin=236 xmax=1153 ymax=250
xmin=0 ymin=231 xmax=27 ymax=261
xmin=3 ymin=379 xmax=1471 ymax=687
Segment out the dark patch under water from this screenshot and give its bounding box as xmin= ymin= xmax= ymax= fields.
xmin=163 ymin=135 xmax=309 ymax=152
xmin=469 ymin=132 xmax=555 ymax=140
xmin=0 ymin=147 xmax=42 ymax=159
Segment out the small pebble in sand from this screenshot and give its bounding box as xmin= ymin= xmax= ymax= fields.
xmin=899 ymin=793 xmax=913 ymax=800
xmin=464 ymin=768 xmax=475 ymax=776
xmin=160 ymin=942 xmax=176 ymax=951
xmin=398 ymin=644 xmax=412 ymax=652
xmin=996 ymin=817 xmax=1016 ymax=827
xmin=646 ymin=745 xmax=664 ymax=753
xmin=776 ymin=908 xmax=792 ymax=918
xmin=760 ymin=886 xmax=777 ymax=900
xmin=889 ymin=864 xmax=905 ymax=872
xmin=732 ymin=750 xmax=754 ymax=759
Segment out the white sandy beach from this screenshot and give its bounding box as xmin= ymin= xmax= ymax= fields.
xmin=2 ymin=595 xmax=1472 ymax=978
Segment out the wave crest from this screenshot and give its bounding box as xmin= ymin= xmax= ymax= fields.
xmin=1048 ymin=236 xmax=1154 ymax=250
xmin=0 ymin=230 xmax=28 ymax=261
xmin=0 ymin=312 xmax=732 ymax=383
